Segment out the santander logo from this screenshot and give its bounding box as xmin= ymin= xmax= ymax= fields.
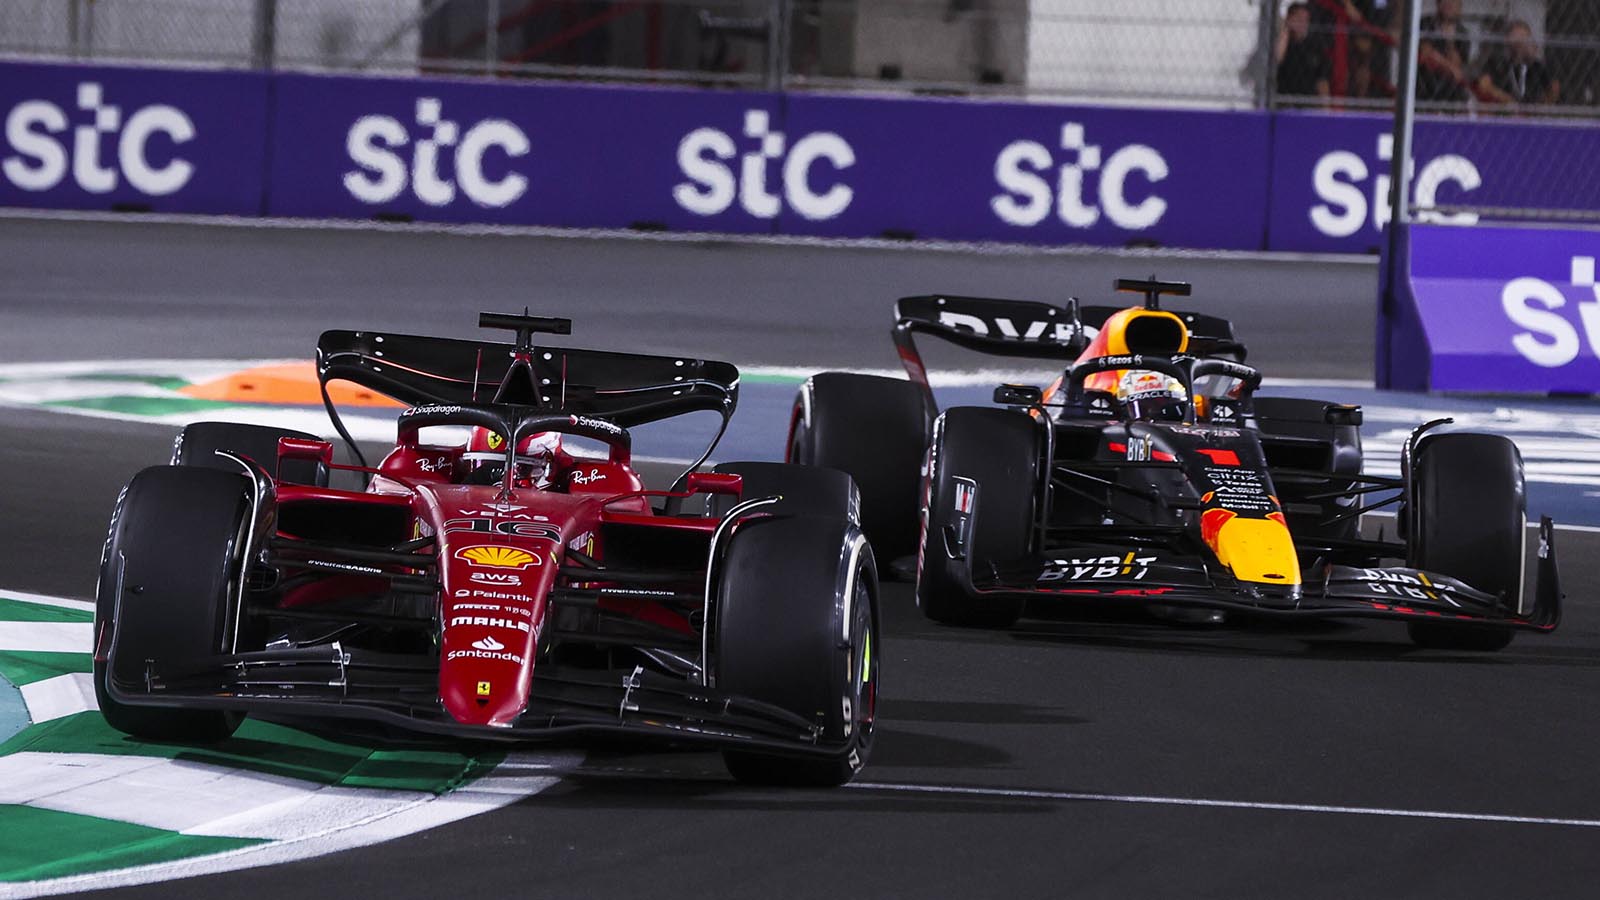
xmin=471 ymin=635 xmax=505 ymax=652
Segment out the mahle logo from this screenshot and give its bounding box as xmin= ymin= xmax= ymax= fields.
xmin=344 ymin=98 xmax=530 ymax=208
xmin=3 ymin=82 xmax=195 ymax=195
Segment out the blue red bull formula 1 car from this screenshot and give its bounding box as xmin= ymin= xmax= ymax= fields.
xmin=788 ymin=278 xmax=1561 ymax=651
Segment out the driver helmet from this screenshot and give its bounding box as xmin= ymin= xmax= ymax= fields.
xmin=1116 ymin=369 xmax=1189 ymax=421
xmin=463 ymin=428 xmax=562 ymax=487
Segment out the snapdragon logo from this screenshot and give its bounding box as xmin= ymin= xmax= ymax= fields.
xmin=674 ymin=110 xmax=856 ymax=221
xmin=344 ymin=98 xmax=530 ymax=208
xmin=1310 ymin=134 xmax=1480 ymax=238
xmin=3 ymin=83 xmax=195 ymax=195
xmin=992 ymin=123 xmax=1170 ymax=231
xmin=1504 ymin=255 xmax=1600 ymax=368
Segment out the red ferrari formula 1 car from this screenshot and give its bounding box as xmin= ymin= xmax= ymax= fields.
xmin=788 ymin=279 xmax=1560 ymax=650
xmin=95 ymin=313 xmax=879 ymax=785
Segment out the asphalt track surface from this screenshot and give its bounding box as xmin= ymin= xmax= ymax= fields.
xmin=5 ymin=219 xmax=1600 ymax=898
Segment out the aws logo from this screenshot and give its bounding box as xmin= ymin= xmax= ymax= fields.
xmin=456 ymin=545 xmax=541 ymax=569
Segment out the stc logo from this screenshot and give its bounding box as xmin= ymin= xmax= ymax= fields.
xmin=1310 ymin=134 xmax=1480 ymax=238
xmin=1504 ymin=255 xmax=1600 ymax=368
xmin=3 ymin=83 xmax=195 ymax=195
xmin=992 ymin=123 xmax=1170 ymax=231
xmin=674 ymin=110 xmax=855 ymax=221
xmin=344 ymin=98 xmax=530 ymax=208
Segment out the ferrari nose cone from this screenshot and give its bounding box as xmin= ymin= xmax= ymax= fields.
xmin=439 ymin=626 xmax=534 ymax=726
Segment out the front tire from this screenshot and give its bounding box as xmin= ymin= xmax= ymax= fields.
xmin=716 ymin=515 xmax=879 ymax=786
xmin=173 ymin=421 xmax=328 ymax=486
xmin=788 ymin=373 xmax=929 ymax=560
xmin=916 ymin=407 xmax=1039 ymax=628
xmin=1405 ymin=433 xmax=1525 ymax=652
xmin=94 ymin=466 xmax=250 ymax=741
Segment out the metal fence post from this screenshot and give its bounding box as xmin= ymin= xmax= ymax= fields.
xmin=766 ymin=0 xmax=790 ymax=91
xmin=486 ymin=0 xmax=501 ymax=74
xmin=1258 ymin=0 xmax=1278 ymax=109
xmin=1388 ymin=0 xmax=1422 ymax=236
xmin=252 ymin=0 xmax=278 ymax=70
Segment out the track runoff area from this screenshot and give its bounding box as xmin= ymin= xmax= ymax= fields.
xmin=2 ymin=220 xmax=1600 ymax=898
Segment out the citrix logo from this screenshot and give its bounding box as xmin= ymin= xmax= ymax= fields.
xmin=1310 ymin=134 xmax=1480 ymax=238
xmin=1504 ymin=255 xmax=1600 ymax=368
xmin=3 ymin=83 xmax=195 ymax=195
xmin=674 ymin=110 xmax=856 ymax=221
xmin=344 ymin=98 xmax=529 ymax=208
xmin=992 ymin=123 xmax=1170 ymax=231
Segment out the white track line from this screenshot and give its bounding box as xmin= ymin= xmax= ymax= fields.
xmin=0 ymin=206 xmax=1375 ymax=265
xmin=848 ymin=781 xmax=1600 ymax=829
xmin=0 ymin=592 xmax=95 ymax=614
xmin=16 ymin=674 xmax=97 ymax=723
xmin=0 ymin=622 xmax=93 ymax=654
xmin=0 ymin=750 xmax=579 ymax=900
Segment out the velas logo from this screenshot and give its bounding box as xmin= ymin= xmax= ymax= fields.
xmin=456 ymin=545 xmax=540 ymax=569
xmin=344 ymin=98 xmax=530 ymax=209
xmin=471 ymin=635 xmax=505 ymax=652
xmin=3 ymin=82 xmax=196 ymax=196
xmin=674 ymin=110 xmax=856 ymax=222
xmin=992 ymin=122 xmax=1170 ymax=232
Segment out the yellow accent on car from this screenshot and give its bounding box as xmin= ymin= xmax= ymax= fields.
xmin=457 ymin=546 xmax=537 ymax=569
xmin=1211 ymin=517 xmax=1302 ymax=586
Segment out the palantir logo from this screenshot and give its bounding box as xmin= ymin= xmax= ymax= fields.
xmin=1503 ymin=255 xmax=1600 ymax=368
xmin=674 ymin=110 xmax=856 ymax=221
xmin=992 ymin=123 xmax=1170 ymax=231
xmin=3 ymin=82 xmax=195 ymax=195
xmin=344 ymin=98 xmax=530 ymax=208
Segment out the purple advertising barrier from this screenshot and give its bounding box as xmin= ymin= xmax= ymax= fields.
xmin=775 ymin=93 xmax=1272 ymax=250
xmin=0 ymin=60 xmax=269 ymax=215
xmin=1379 ymin=222 xmax=1600 ymax=393
xmin=266 ymin=71 xmax=782 ymax=233
xmin=1269 ymin=111 xmax=1600 ymax=255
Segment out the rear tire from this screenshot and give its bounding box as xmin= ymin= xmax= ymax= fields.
xmin=173 ymin=422 xmax=328 ymax=486
xmin=788 ymin=373 xmax=929 ymax=561
xmin=94 ymin=466 xmax=250 ymax=742
xmin=716 ymin=515 xmax=878 ymax=787
xmin=1405 ymin=433 xmax=1525 ymax=652
xmin=916 ymin=407 xmax=1038 ymax=628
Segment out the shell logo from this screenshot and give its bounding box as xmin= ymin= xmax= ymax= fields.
xmin=456 ymin=545 xmax=540 ymax=569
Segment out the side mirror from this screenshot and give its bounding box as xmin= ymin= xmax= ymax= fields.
xmin=993 ymin=384 xmax=1043 ymax=407
xmin=278 ymin=437 xmax=335 ymax=468
xmin=684 ymin=471 xmax=743 ymax=497
xmin=1324 ymin=404 xmax=1363 ymax=427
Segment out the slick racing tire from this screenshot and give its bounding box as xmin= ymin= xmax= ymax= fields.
xmin=788 ymin=373 xmax=929 ymax=562
xmin=916 ymin=407 xmax=1038 ymax=628
xmin=716 ymin=514 xmax=879 ymax=787
xmin=173 ymin=421 xmax=329 ymax=487
xmin=709 ymin=461 xmax=859 ymax=524
xmin=94 ymin=466 xmax=250 ymax=742
xmin=1406 ymin=433 xmax=1525 ymax=652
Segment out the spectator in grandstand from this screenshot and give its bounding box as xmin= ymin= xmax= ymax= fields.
xmin=1417 ymin=0 xmax=1473 ymax=103
xmin=1477 ymin=20 xmax=1562 ymax=107
xmin=1276 ymin=2 xmax=1331 ymax=99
